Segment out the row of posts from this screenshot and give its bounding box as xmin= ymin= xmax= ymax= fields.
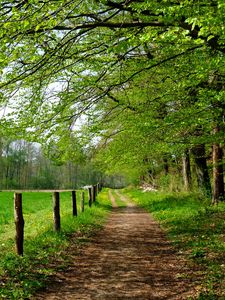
xmin=14 ymin=184 xmax=101 ymax=256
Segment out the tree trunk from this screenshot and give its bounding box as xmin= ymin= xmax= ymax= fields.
xmin=192 ymin=144 xmax=211 ymax=197
xmin=182 ymin=149 xmax=192 ymax=191
xmin=212 ymin=125 xmax=224 ymax=203
xmin=209 ymin=72 xmax=225 ymax=203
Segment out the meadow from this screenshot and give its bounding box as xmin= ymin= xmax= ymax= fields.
xmin=0 ymin=189 xmax=111 ymax=299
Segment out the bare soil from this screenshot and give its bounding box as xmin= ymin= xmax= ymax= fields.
xmin=34 ymin=190 xmax=198 ymax=300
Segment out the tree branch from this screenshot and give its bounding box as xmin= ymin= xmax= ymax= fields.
xmin=27 ymin=21 xmax=168 ymax=34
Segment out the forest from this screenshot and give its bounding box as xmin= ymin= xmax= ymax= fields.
xmin=0 ymin=0 xmax=224 ymax=202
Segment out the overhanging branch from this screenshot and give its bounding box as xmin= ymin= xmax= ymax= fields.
xmin=28 ymin=21 xmax=168 ymax=34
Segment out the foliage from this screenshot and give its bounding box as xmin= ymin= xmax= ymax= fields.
xmin=124 ymin=188 xmax=225 ymax=298
xmin=0 ymin=0 xmax=224 ymax=181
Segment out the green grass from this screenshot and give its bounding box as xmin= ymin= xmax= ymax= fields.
xmin=123 ymin=188 xmax=225 ymax=299
xmin=0 ymin=189 xmax=111 ymax=299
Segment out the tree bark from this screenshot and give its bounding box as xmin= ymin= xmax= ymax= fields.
xmin=192 ymin=144 xmax=211 ymax=197
xmin=212 ymin=125 xmax=224 ymax=203
xmin=182 ymin=149 xmax=192 ymax=191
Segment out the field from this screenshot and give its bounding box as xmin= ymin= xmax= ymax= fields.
xmin=0 ymin=189 xmax=111 ymax=299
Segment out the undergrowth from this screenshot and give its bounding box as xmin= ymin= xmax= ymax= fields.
xmin=123 ymin=188 xmax=225 ymax=299
xmin=0 ymin=189 xmax=111 ymax=299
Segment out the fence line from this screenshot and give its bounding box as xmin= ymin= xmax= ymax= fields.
xmin=12 ymin=184 xmax=102 ymax=256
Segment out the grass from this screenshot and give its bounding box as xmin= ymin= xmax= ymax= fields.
xmin=123 ymin=188 xmax=225 ymax=299
xmin=0 ymin=189 xmax=111 ymax=299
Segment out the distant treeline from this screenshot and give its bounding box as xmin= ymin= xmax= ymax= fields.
xmin=0 ymin=139 xmax=102 ymax=189
xmin=0 ymin=139 xmax=126 ymax=190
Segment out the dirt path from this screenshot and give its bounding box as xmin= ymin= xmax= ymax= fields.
xmin=108 ymin=189 xmax=118 ymax=208
xmin=114 ymin=190 xmax=135 ymax=207
xmin=34 ymin=190 xmax=197 ymax=300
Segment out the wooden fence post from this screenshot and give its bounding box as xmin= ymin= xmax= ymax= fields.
xmin=96 ymin=183 xmax=99 ymax=195
xmin=72 ymin=190 xmax=77 ymax=216
xmin=95 ymin=185 xmax=98 ymax=199
xmin=88 ymin=187 xmax=92 ymax=207
xmin=95 ymin=184 xmax=98 ymax=196
xmin=93 ymin=185 xmax=96 ymax=202
xmin=81 ymin=191 xmax=85 ymax=212
xmin=14 ymin=193 xmax=24 ymax=256
xmin=53 ymin=192 xmax=60 ymax=231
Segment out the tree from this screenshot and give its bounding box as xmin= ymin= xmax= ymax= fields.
xmin=182 ymin=149 xmax=192 ymax=191
xmin=0 ymin=1 xmax=224 ymax=199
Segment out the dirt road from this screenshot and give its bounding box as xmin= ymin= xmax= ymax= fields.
xmin=35 ymin=190 xmax=197 ymax=299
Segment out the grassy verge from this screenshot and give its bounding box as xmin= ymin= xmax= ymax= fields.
xmin=0 ymin=189 xmax=111 ymax=299
xmin=123 ymin=188 xmax=225 ymax=299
